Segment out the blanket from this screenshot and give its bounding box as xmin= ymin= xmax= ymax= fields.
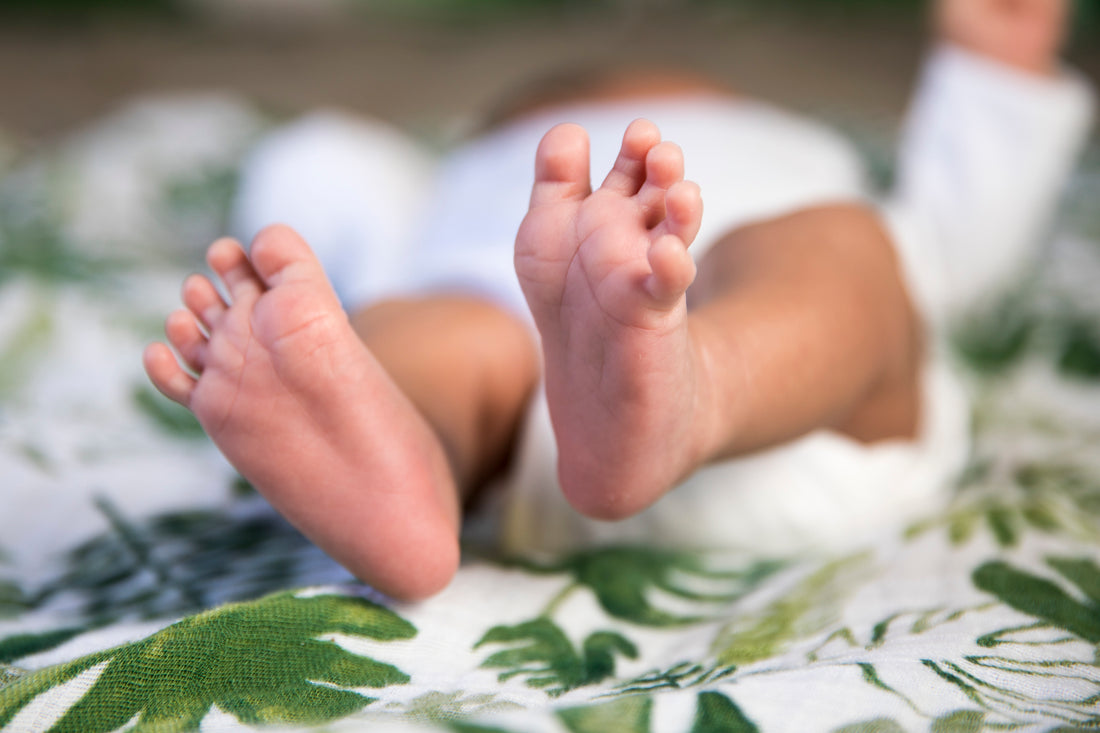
xmin=1 ymin=95 xmax=1098 ymax=733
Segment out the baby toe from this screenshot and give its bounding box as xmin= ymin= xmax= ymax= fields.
xmin=182 ymin=274 xmax=226 ymax=330
xmin=165 ymin=309 xmax=208 ymax=373
xmin=207 ymin=238 xmax=263 ymax=303
xmin=143 ymin=342 xmax=198 ymax=407
xmin=661 ymin=180 xmax=703 ymax=246
xmin=601 ymin=119 xmax=661 ymax=196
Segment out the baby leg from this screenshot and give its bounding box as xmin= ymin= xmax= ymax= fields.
xmin=350 ymin=296 xmax=540 ymax=494
xmin=689 ymin=204 xmax=923 ymax=457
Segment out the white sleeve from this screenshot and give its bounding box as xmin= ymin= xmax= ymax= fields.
xmin=882 ymin=44 xmax=1095 ymax=325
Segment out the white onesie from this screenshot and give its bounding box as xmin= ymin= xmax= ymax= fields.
xmin=233 ymin=45 xmax=1094 ymax=557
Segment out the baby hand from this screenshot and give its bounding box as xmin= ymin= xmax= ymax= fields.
xmin=936 ymin=0 xmax=1070 ymax=76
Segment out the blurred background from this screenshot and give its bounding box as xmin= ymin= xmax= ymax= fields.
xmin=2 ymin=0 xmax=1098 ymax=150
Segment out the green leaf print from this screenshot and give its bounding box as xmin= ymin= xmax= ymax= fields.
xmin=0 ymin=591 xmax=415 ymax=732
xmin=1047 ymin=557 xmax=1100 ymax=605
xmin=161 ymin=165 xmax=240 ymax=233
xmin=448 ymin=723 xmax=518 ymax=733
xmin=36 ymin=502 xmax=319 ymax=625
xmin=0 ymin=627 xmax=88 ymax=664
xmin=556 ymin=691 xmax=760 ymax=733
xmin=690 ymin=691 xmax=759 ymax=733
xmin=0 ymin=578 xmax=26 ymax=619
xmin=475 ymin=618 xmax=636 ymax=696
xmin=558 ymin=695 xmax=653 ymax=733
xmin=832 ymin=719 xmax=907 ymax=733
xmin=1014 ymin=463 xmax=1100 ymax=540
xmin=0 ymin=294 xmax=54 ymax=400
xmin=930 ymin=710 xmax=985 ymax=733
xmin=582 ymin=631 xmax=640 ymax=685
xmin=911 ymin=460 xmax=1100 ymax=548
xmin=1057 ymin=318 xmax=1100 ymax=380
xmin=391 ymin=690 xmax=523 ymax=728
xmin=985 ymin=506 xmax=1019 ymax=547
xmin=0 ymin=215 xmax=109 ymax=285
xmin=713 ymin=554 xmax=874 ymax=666
xmin=610 ymin=660 xmax=738 ymax=697
xmin=973 ymin=558 xmax=1100 ymax=643
xmin=951 ymin=296 xmax=1034 ymax=375
xmin=518 ymin=547 xmax=780 ymax=627
xmin=0 ymin=551 xmax=28 ymax=622
xmin=0 ymin=664 xmax=19 ymax=687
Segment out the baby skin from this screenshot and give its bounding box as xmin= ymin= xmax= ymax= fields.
xmin=143 ymin=231 xmax=462 ymax=599
xmin=144 ymin=123 xmax=717 ymax=597
xmin=147 ymin=0 xmax=1072 ymax=602
xmin=146 ymin=121 xmax=920 ymax=601
xmin=516 ymin=120 xmax=709 ymax=518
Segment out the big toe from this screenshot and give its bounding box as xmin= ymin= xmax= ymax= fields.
xmin=249 ymin=223 xmax=331 ymax=289
xmin=530 ymin=123 xmax=592 ymax=207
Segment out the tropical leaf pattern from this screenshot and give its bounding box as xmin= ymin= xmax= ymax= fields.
xmin=1 ymin=98 xmax=1099 ymax=732
xmin=475 ymin=618 xmax=638 ymax=695
xmin=0 ymin=592 xmax=415 ymax=732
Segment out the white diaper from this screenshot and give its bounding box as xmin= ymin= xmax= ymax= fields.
xmin=500 ymin=353 xmax=969 ymax=556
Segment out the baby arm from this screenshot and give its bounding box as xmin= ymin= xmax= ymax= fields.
xmin=937 ymin=0 xmax=1069 ymax=76
xmin=884 ymin=0 xmax=1095 ymax=322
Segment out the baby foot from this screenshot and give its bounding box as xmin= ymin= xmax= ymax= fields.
xmin=144 ymin=225 xmax=459 ymax=600
xmin=515 ymin=120 xmax=708 ymax=519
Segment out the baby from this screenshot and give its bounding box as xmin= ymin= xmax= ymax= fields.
xmin=144 ymin=0 xmax=1094 ymax=600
